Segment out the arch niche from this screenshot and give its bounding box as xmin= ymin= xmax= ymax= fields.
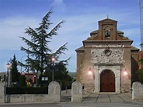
xmin=100 ymin=70 xmax=115 ymax=92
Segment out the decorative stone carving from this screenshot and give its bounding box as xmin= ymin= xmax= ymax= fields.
xmin=92 ymin=44 xmax=124 ymax=48
xmin=91 ymin=45 xmax=124 ymax=64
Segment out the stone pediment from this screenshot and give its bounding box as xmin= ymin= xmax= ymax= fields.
xmin=98 ymin=18 xmax=117 ymax=23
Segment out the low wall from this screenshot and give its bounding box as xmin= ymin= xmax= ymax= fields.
xmin=1 ymin=81 xmax=60 ymax=103
xmin=0 ymin=82 xmax=4 ymax=103
xmin=6 ymin=94 xmax=59 ymax=103
xmin=132 ymin=82 xmax=143 ymax=101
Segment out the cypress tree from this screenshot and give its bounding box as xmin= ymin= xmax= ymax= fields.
xmin=11 ymin=55 xmax=19 ymax=82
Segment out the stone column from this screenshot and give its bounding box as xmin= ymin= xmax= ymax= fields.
xmin=48 ymin=81 xmax=61 ymax=103
xmin=115 ymin=66 xmax=121 ymax=93
xmin=94 ymin=66 xmax=99 ymax=93
xmin=132 ymin=82 xmax=143 ymax=100
xmin=71 ymin=81 xmax=82 ymax=102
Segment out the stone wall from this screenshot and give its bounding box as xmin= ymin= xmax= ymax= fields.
xmin=0 ymin=81 xmax=60 ymax=103
xmin=132 ymin=82 xmax=143 ymax=101
xmin=0 ymin=82 xmax=4 ymax=103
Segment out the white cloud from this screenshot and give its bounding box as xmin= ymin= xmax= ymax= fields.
xmin=53 ymin=0 xmax=63 ymax=4
xmin=51 ymin=0 xmax=65 ymax=13
xmin=0 ymin=17 xmax=40 ymax=50
xmin=0 ymin=3 xmax=141 ymax=72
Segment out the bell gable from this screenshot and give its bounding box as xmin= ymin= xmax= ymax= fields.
xmin=86 ymin=18 xmax=131 ymax=41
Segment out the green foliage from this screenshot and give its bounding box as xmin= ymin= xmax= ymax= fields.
xmin=20 ymin=9 xmax=68 ymax=76
xmin=137 ymin=69 xmax=143 ymax=83
xmin=10 ymin=55 xmax=19 ymax=82
xmin=19 ymin=75 xmax=26 ymax=87
xmin=137 ymin=59 xmax=143 ymax=83
xmin=46 ymin=62 xmax=73 ymax=89
xmin=139 ymin=59 xmax=143 ymax=64
xmin=6 ymin=87 xmax=48 ymax=94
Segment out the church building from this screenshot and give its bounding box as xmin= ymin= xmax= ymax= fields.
xmin=76 ymin=18 xmax=141 ymax=93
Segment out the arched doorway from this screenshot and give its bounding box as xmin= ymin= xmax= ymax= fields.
xmin=100 ymin=70 xmax=115 ymax=92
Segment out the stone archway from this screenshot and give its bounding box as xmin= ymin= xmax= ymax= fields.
xmin=100 ymin=70 xmax=115 ymax=92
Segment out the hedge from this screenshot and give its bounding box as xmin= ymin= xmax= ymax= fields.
xmin=6 ymin=87 xmax=48 ymax=94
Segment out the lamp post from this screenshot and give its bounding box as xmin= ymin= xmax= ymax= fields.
xmin=6 ymin=63 xmax=11 ymax=87
xmin=51 ymin=56 xmax=56 ymax=81
xmin=4 ymin=72 xmax=7 ymax=103
xmin=21 ymin=55 xmax=26 ymax=72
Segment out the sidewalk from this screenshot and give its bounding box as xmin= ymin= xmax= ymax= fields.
xmin=82 ymin=92 xmax=132 ymax=103
xmin=61 ymin=89 xmax=132 ymax=103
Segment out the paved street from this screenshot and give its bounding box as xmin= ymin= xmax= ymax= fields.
xmin=0 ymin=102 xmax=143 ymax=107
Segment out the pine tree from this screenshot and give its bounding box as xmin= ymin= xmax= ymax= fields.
xmin=20 ymin=10 xmax=68 ymax=77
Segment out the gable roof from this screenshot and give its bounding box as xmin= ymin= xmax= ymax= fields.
xmin=98 ymin=18 xmax=117 ymax=23
xmin=75 ymin=46 xmax=84 ymax=52
xmin=131 ymin=46 xmax=140 ymax=51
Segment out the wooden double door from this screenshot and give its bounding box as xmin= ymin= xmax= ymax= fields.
xmin=100 ymin=70 xmax=115 ymax=92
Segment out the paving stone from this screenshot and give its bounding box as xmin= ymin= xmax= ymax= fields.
xmin=109 ymin=94 xmax=124 ymax=102
xmin=96 ymin=93 xmax=110 ymax=103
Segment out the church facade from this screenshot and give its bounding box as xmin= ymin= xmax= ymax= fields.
xmin=76 ymin=18 xmax=140 ymax=93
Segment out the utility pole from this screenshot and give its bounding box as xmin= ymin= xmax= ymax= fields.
xmin=140 ymin=0 xmax=143 ymax=50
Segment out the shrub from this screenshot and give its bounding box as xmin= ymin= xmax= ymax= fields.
xmin=6 ymin=87 xmax=48 ymax=94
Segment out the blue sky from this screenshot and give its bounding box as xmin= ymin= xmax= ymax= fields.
xmin=0 ymin=0 xmax=141 ymax=72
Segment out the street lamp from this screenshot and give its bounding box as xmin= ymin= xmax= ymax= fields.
xmin=6 ymin=63 xmax=11 ymax=87
xmin=88 ymin=69 xmax=93 ymax=76
xmin=123 ymin=69 xmax=128 ymax=76
xmin=88 ymin=68 xmax=94 ymax=79
xmin=88 ymin=68 xmax=93 ymax=76
xmin=51 ymin=56 xmax=56 ymax=81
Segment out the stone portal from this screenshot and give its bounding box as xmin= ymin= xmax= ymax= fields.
xmin=94 ymin=65 xmax=121 ymax=93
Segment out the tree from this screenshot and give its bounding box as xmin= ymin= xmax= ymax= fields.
xmin=43 ymin=61 xmax=72 ymax=89
xmin=137 ymin=69 xmax=143 ymax=83
xmin=137 ymin=59 xmax=143 ymax=83
xmin=20 ymin=10 xmax=68 ymax=77
xmin=54 ymin=62 xmax=72 ymax=89
xmin=10 ymin=55 xmax=19 ymax=83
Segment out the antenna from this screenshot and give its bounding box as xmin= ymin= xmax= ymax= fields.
xmin=140 ymin=0 xmax=143 ymax=50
